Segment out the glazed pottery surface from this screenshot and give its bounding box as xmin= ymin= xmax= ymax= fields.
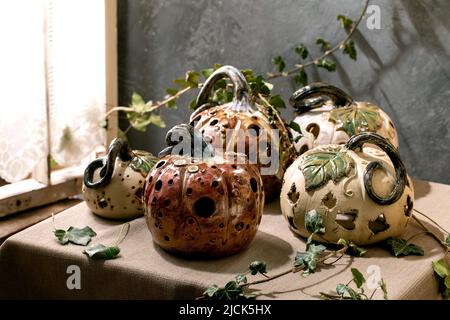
xmin=280 ymin=133 xmax=413 ymax=245
xmin=289 ymin=83 xmax=398 ymax=155
xmin=144 ymin=124 xmax=264 ymax=258
xmin=83 ymin=139 xmax=157 ymax=219
xmin=190 ymin=65 xmax=296 ymax=202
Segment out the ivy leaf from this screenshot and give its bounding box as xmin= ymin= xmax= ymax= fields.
xmin=288 ymin=121 xmax=302 ymax=136
xmin=337 ymin=14 xmax=353 ymax=30
xmin=295 ymin=44 xmax=309 ymax=59
xmin=148 ymin=114 xmax=166 ymax=128
xmin=446 ymin=234 xmax=450 ymax=246
xmin=300 ymin=146 xmax=355 ymax=191
xmin=329 ymin=104 xmax=382 ymax=136
xmin=273 ymin=55 xmax=286 ymax=72
xmin=379 ymin=278 xmax=388 ymax=300
xmin=293 ymin=69 xmax=308 ymax=86
xmin=351 ymin=268 xmax=365 ymax=288
xmin=432 ymin=259 xmax=450 ymax=278
xmin=248 ymin=75 xmax=271 ymax=96
xmin=173 ymin=77 xmax=188 ymax=88
xmin=204 ymin=281 xmax=245 ymax=300
xmin=343 ymin=40 xmax=357 ymax=60
xmin=204 ymin=285 xmax=219 ymax=297
xmin=186 ymin=70 xmax=200 ymax=88
xmin=201 ymin=68 xmax=215 ymax=79
xmin=54 ymin=226 xmax=97 ymax=246
xmin=126 ymin=112 xmax=153 ymax=132
xmin=130 ymin=153 xmax=158 ymax=176
xmin=84 ymin=244 xmax=120 ymax=260
xmin=305 ymin=209 xmax=324 ymax=234
xmin=130 ymin=92 xmax=152 ymax=113
xmin=336 ymin=284 xmax=361 ymax=300
xmin=316 ymin=37 xmax=331 ymax=51
xmin=189 ymin=99 xmax=197 ymax=110
xmin=249 ymin=261 xmax=267 ymax=275
xmin=337 ymin=239 xmax=367 ymax=257
xmin=166 ymin=100 xmax=177 ymax=109
xmin=294 ymin=243 xmax=326 ymax=275
xmin=235 ymin=274 xmax=248 ymax=284
xmin=384 ymin=237 xmax=424 ymax=257
xmin=316 ymin=59 xmax=336 ymax=72
xmin=165 ymin=88 xmax=178 ymax=96
xmin=269 ymin=95 xmax=286 ymax=110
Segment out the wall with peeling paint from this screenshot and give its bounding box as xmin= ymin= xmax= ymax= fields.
xmin=118 ymin=0 xmax=450 ymax=185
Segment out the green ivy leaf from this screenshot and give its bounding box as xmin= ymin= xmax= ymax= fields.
xmin=269 ymin=95 xmax=286 ymax=110
xmin=294 ymin=243 xmax=326 ymax=275
xmin=337 ymin=239 xmax=368 ymax=257
xmin=249 ymin=261 xmax=267 ymax=275
xmin=204 ymin=285 xmax=220 ymax=297
xmin=186 ymin=70 xmax=200 ymax=88
xmin=384 ymin=237 xmax=424 ymax=257
xmin=248 ymin=75 xmax=272 ymax=96
xmin=288 ymin=121 xmax=302 ymax=135
xmin=241 ymin=69 xmax=255 ymax=79
xmin=316 ymin=59 xmax=336 ymax=72
xmin=337 ymin=14 xmax=353 ymax=30
xmin=300 ymin=147 xmax=355 ymax=191
xmin=126 ymin=112 xmax=153 ymax=132
xmin=293 ymin=69 xmax=308 ymax=86
xmin=351 ymin=268 xmax=365 ymax=288
xmin=295 ymin=44 xmax=309 ymax=59
xmin=201 ymin=68 xmax=215 ymax=79
xmin=54 ymin=226 xmax=97 ymax=246
xmin=343 ymin=40 xmax=357 ymax=60
xmin=432 ymin=259 xmax=450 ymax=278
xmin=379 ymin=278 xmax=388 ymax=300
xmin=166 ymin=100 xmax=177 ymax=109
xmin=316 ymin=37 xmax=331 ymax=51
xmin=336 ymin=284 xmax=361 ymax=300
xmin=273 ymin=55 xmax=286 ymax=72
xmin=235 ymin=274 xmax=248 ymax=284
xmin=84 ymin=244 xmax=120 ymax=260
xmin=130 ymin=92 xmax=152 ymax=113
xmin=305 ymin=209 xmax=324 ymax=234
xmin=130 ymin=153 xmax=158 ymax=176
xmin=165 ymin=88 xmax=178 ymax=96
xmin=148 ymin=114 xmax=166 ymax=128
xmin=329 ymin=104 xmax=382 ymax=136
xmin=204 ymin=281 xmax=245 ymax=300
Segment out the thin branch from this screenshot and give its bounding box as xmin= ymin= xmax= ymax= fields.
xmin=412 ymin=215 xmax=448 ymax=251
xmin=413 ymin=208 xmax=450 ymax=234
xmin=266 ymin=0 xmax=370 ymax=80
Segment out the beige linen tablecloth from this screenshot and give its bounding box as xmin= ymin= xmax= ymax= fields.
xmin=0 ymin=180 xmax=449 ymax=300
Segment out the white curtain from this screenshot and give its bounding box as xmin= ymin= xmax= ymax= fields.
xmin=0 ymin=0 xmax=107 ymax=183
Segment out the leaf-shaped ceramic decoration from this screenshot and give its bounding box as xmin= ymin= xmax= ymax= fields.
xmin=328 ymin=104 xmax=382 ymax=136
xmin=130 ymin=153 xmax=158 ymax=176
xmin=300 ymin=147 xmax=355 ymax=191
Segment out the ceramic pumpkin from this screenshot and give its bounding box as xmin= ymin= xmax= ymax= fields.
xmin=189 ymin=65 xmax=296 ymax=202
xmin=143 ymin=124 xmax=264 ymax=258
xmin=280 ymin=132 xmax=414 ymax=245
xmin=83 ymin=138 xmax=157 ymax=219
xmin=289 ymin=82 xmax=398 ymax=154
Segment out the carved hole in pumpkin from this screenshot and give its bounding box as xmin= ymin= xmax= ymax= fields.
xmin=168 ymin=179 xmax=173 ymax=185
xmin=306 ymin=123 xmax=320 ymax=138
xmin=194 ymin=197 xmax=216 ymax=218
xmin=299 ymin=145 xmax=309 ymax=154
xmin=156 ymin=161 xmax=165 ymax=168
xmin=235 ymin=222 xmax=244 ymax=231
xmin=164 ymin=235 xmax=170 ymax=241
xmin=164 ymin=199 xmax=171 ymax=207
xmin=248 ymin=124 xmax=261 ymax=137
xmin=155 ymin=180 xmax=163 ymax=191
xmin=369 ymin=213 xmax=390 ymax=234
xmin=335 ymin=209 xmax=358 ymax=230
xmin=210 ymin=119 xmax=219 ymax=126
xmin=191 ymin=115 xmax=201 ymax=124
xmin=148 ymin=176 xmax=153 ymax=182
xmin=405 ymin=195 xmax=413 ymax=217
xmin=186 ymin=188 xmax=193 ymax=195
xmin=322 ymin=192 xmax=337 ymax=209
xmin=212 ymin=180 xmax=219 ymax=188
xmin=287 ymin=183 xmax=299 ymax=204
xmin=250 ymin=178 xmax=258 ymax=192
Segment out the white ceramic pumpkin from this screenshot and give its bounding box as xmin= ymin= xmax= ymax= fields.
xmin=83 ymin=138 xmax=157 ymax=219
xmin=289 ymin=83 xmax=398 ymax=154
xmin=280 ymin=132 xmax=414 ymax=245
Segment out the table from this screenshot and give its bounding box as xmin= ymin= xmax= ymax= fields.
xmin=1 ymin=180 xmax=449 ymax=300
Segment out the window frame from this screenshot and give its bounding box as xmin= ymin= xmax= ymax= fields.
xmin=0 ymin=0 xmax=118 ymax=217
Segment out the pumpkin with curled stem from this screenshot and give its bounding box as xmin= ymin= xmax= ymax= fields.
xmin=280 ymin=132 xmax=414 ymax=245
xmin=189 ymin=65 xmax=296 ymax=202
xmin=289 ymin=82 xmax=398 ymax=155
xmin=143 ymin=124 xmax=264 ymax=258
xmin=83 ymin=138 xmax=158 ymax=219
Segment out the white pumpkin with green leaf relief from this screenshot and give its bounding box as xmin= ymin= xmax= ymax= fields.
xmin=280 ymin=132 xmax=414 ymax=245
xmin=289 ymin=83 xmax=398 ymax=154
xmin=82 ymin=138 xmax=157 ymax=219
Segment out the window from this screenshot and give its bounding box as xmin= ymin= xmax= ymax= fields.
xmin=0 ymin=0 xmax=117 ymax=216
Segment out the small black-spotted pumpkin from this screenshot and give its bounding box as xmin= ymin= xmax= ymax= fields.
xmin=143 ymin=124 xmax=264 ymax=258
xmin=189 ymin=65 xmax=296 ymax=202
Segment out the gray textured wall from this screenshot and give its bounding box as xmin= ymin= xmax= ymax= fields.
xmin=118 ymin=0 xmax=450 ymax=184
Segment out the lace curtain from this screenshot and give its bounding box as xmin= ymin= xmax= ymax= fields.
xmin=0 ymin=0 xmax=107 ymax=183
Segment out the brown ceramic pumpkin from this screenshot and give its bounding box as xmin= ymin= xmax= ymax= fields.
xmin=143 ymin=124 xmax=264 ymax=258
xmin=189 ymin=65 xmax=296 ymax=202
